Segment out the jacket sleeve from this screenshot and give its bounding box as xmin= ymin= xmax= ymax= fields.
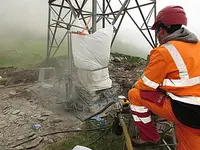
xmin=135 ymin=49 xmax=168 ymax=91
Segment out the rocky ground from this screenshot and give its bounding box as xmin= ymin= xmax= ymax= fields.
xmin=0 ymin=53 xmax=146 ymax=150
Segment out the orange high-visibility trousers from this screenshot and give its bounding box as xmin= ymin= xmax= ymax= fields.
xmin=128 ymin=88 xmax=200 ymax=150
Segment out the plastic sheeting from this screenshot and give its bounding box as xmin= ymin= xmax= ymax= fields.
xmin=72 ymin=26 xmax=113 ymax=92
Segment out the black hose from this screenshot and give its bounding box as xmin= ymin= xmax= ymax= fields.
xmin=86 ymin=125 xmax=113 ymax=147
xmin=83 ymin=101 xmax=116 ymax=121
xmin=11 ymin=127 xmax=109 ymax=148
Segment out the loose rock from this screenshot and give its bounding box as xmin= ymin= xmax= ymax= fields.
xmin=0 ymin=120 xmax=7 ymax=129
xmin=17 ymin=135 xmax=25 ymax=141
xmin=12 ymin=110 xmax=20 ymax=115
xmin=9 ymin=91 xmax=17 ymax=97
xmin=37 ymin=116 xmax=47 ymax=121
xmin=15 ymin=146 xmax=24 ymax=150
xmin=25 ymin=136 xmax=43 ymax=149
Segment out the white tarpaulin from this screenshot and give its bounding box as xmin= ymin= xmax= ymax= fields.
xmin=72 ymin=26 xmax=113 ymax=92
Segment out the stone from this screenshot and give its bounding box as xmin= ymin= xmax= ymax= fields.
xmin=9 ymin=90 xmax=17 ymax=96
xmin=16 ymin=146 xmax=24 ymax=150
xmin=41 ymin=83 xmax=53 ymax=89
xmin=0 ymin=78 xmax=7 ymax=85
xmin=19 ymin=112 xmax=25 ymax=116
xmin=41 ymin=111 xmax=53 ymax=116
xmin=3 ymin=109 xmax=9 ymax=115
xmin=9 ymin=115 xmax=19 ymax=121
xmin=37 ymin=116 xmax=47 ymax=121
xmin=12 ymin=110 xmax=20 ymax=115
xmin=25 ymin=136 xmax=43 ymax=149
xmin=0 ymin=85 xmax=5 ymax=88
xmin=0 ymin=121 xmax=7 ymax=129
xmin=25 ymin=89 xmax=31 ymax=92
xmin=43 ymin=136 xmax=48 ymax=141
xmin=52 ymin=118 xmax=63 ymax=123
xmin=28 ymin=132 xmax=36 ymax=138
xmin=0 ymin=133 xmax=3 ymax=138
xmin=48 ymin=138 xmax=54 ymax=144
xmin=17 ymin=135 xmax=25 ymax=141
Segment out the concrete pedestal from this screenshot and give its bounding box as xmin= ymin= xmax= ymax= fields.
xmin=38 ymin=67 xmax=56 ymax=81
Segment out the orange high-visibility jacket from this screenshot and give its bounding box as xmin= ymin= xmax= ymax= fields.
xmin=136 ymin=40 xmax=200 ymax=105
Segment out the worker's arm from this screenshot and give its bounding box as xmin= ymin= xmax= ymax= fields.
xmin=135 ymin=49 xmax=167 ymax=91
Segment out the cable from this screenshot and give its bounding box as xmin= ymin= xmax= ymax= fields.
xmin=83 ymin=101 xmax=116 ymax=121
xmin=86 ymin=125 xmax=113 ymax=147
xmin=11 ymin=127 xmax=109 ymax=148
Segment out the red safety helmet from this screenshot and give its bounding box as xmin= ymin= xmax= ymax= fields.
xmin=152 ymin=6 xmax=187 ymax=30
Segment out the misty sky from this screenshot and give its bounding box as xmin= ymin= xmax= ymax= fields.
xmin=0 ymin=0 xmax=200 ymax=58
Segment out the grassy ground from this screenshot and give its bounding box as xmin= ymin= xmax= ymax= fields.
xmin=42 ymin=130 xmax=125 ymax=150
xmin=0 ymin=38 xmax=67 ymax=68
xmin=42 ymin=119 xmax=126 ymax=150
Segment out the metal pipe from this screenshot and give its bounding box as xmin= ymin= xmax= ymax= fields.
xmin=92 ymin=0 xmax=97 ymax=33
xmin=125 ymin=9 xmax=155 ymax=48
xmin=66 ymin=0 xmax=77 ymax=19
xmin=50 ymin=6 xmax=69 ymax=24
xmin=111 ymin=10 xmax=126 ymax=46
xmin=118 ymin=113 xmax=133 ymax=150
xmin=52 ymin=19 xmax=88 ymax=30
xmin=103 ymin=0 xmax=105 ymax=28
xmin=105 ymin=0 xmax=117 ymax=21
xmin=141 ymin=5 xmax=154 ymax=29
xmin=154 ymin=1 xmax=158 ymax=47
xmin=112 ymin=0 xmax=130 ymax=25
xmin=135 ymin=0 xmax=156 ymax=47
xmin=45 ymin=3 xmax=51 ymax=66
xmin=51 ymin=30 xmax=68 ymax=57
xmin=49 ymin=0 xmax=65 ymax=60
xmin=74 ymin=0 xmax=90 ymax=32
xmin=171 ymin=122 xmax=177 ymax=150
xmin=106 ymin=2 xmax=154 ymax=15
xmin=162 ymin=139 xmax=172 ymax=150
xmin=66 ymin=31 xmax=73 ymax=109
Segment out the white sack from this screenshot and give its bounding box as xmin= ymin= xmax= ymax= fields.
xmin=72 ymin=26 xmax=113 ymax=92
xmin=72 ymin=26 xmax=113 ymax=70
xmin=77 ymin=68 xmax=112 ymax=92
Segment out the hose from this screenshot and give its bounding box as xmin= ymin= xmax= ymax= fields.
xmin=83 ymin=101 xmax=116 ymax=121
xmin=11 ymin=127 xmax=109 ymax=148
xmin=86 ymin=125 xmax=113 ymax=147
xmin=118 ymin=113 xmax=133 ymax=150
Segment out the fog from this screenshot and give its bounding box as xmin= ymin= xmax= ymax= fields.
xmin=0 ymin=0 xmax=200 ymax=59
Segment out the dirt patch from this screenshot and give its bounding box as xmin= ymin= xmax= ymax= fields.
xmin=0 ymin=53 xmax=146 ymax=150
xmin=0 ymin=67 xmax=39 ymax=86
xmin=0 ymin=83 xmax=82 ymax=150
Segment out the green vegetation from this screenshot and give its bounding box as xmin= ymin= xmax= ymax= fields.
xmin=43 ymin=130 xmax=124 ymax=150
xmin=111 ymin=52 xmax=145 ymax=63
xmin=0 ymin=38 xmax=67 ymax=68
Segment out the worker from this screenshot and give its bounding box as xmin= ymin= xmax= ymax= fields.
xmin=128 ymin=5 xmax=200 ymax=150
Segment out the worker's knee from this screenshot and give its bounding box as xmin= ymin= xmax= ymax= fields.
xmin=128 ymin=88 xmax=141 ymax=105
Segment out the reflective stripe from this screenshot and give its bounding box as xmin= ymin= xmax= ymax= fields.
xmin=130 ymin=105 xmax=148 ymax=113
xmin=162 ymin=76 xmax=200 ymax=87
xmin=132 ymin=115 xmax=151 ymax=124
xmin=168 ymin=92 xmax=200 ymax=106
xmin=141 ymin=75 xmax=159 ymax=89
xmin=163 ymin=43 xmax=189 ymax=79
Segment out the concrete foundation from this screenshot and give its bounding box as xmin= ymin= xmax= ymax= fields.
xmin=38 ymin=67 xmax=56 ymax=81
